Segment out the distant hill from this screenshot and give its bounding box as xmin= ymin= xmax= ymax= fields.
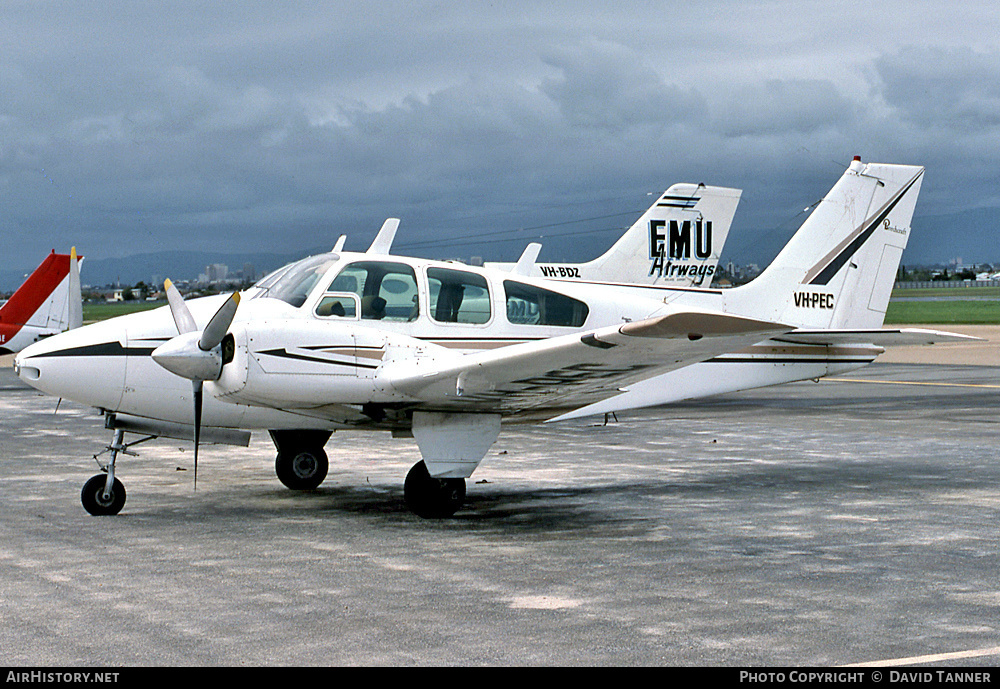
xmin=906 ymin=208 xmax=1000 ymax=266
xmin=0 ymin=248 xmax=323 ymax=292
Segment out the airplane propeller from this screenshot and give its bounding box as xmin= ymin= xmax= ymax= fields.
xmin=152 ymin=280 xmax=241 ymax=488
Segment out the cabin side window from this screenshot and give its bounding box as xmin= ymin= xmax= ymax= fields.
xmin=426 ymin=267 xmax=491 ymax=324
xmin=324 ymin=261 xmax=419 ymax=322
xmin=315 ymin=293 xmax=359 ymax=319
xmin=503 ymin=280 xmax=589 ymax=327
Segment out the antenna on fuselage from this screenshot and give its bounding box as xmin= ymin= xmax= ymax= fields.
xmin=366 ymin=218 xmax=400 ymax=255
xmin=511 ymin=242 xmax=542 ymax=276
xmin=333 ymin=235 xmax=347 ymax=252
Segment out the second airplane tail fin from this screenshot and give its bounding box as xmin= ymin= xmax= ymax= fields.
xmin=485 ymin=183 xmax=741 ymax=287
xmin=725 ymin=158 xmax=924 ymax=331
xmin=580 ymin=183 xmax=741 ymax=286
xmin=0 ymin=250 xmax=83 ymax=333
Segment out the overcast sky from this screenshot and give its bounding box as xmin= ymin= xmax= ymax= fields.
xmin=3 ymin=1 xmax=1000 ymax=279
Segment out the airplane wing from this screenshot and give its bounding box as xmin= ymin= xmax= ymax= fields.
xmin=379 ymin=311 xmax=790 ymax=415
xmin=544 ymin=326 xmax=984 ymax=423
xmin=772 ymin=328 xmax=982 ymax=346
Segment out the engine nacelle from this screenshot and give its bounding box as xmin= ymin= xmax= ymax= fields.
xmin=208 ymin=319 xmax=436 ymax=410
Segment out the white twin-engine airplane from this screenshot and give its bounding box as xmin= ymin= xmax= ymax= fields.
xmin=14 ymin=159 xmax=975 ymax=518
xmin=0 ymin=248 xmax=83 ymax=355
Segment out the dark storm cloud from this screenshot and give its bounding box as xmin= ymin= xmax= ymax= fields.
xmin=539 ymin=43 xmax=708 ymax=130
xmin=875 ymin=46 xmax=1000 ymax=133
xmin=713 ymin=80 xmax=856 ymax=138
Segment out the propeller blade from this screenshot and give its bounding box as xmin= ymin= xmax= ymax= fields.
xmin=199 ymin=292 xmax=240 ymax=351
xmin=159 ymin=282 xmax=238 ymax=490
xmin=68 ymin=247 xmax=83 ymax=330
xmin=164 ymin=279 xmax=197 ymax=334
xmin=192 ymin=380 xmax=203 ymax=491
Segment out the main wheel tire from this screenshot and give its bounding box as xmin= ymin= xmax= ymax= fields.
xmin=275 ymin=447 xmax=329 ymax=490
xmin=81 ymin=474 xmax=126 ymax=516
xmin=404 ymin=461 xmax=466 ymax=519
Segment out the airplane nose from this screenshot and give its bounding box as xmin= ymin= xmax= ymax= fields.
xmin=12 ymin=352 xmax=41 ymax=382
xmin=13 ymin=339 xmax=47 ymax=382
xmin=11 ymin=320 xmax=130 ymax=411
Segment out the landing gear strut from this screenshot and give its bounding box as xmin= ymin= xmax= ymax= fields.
xmin=404 ymin=461 xmax=466 ymax=519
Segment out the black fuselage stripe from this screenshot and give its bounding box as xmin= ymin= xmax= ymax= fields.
xmin=256 ymin=348 xmax=379 ymax=370
xmin=28 ymin=342 xmax=155 ymax=358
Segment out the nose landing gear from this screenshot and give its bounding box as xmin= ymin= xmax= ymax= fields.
xmin=81 ymin=474 xmax=126 ymax=516
xmin=82 ymin=425 xmax=156 ymax=516
xmin=82 ymin=428 xmax=131 ymax=516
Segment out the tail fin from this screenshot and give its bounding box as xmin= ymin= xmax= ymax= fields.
xmin=485 ymin=183 xmax=741 ymax=287
xmin=579 ymin=183 xmax=741 ymax=286
xmin=725 ymin=158 xmax=924 ymax=329
xmin=0 ymin=250 xmax=83 ymax=333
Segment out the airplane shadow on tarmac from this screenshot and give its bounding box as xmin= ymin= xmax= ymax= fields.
xmin=119 ymin=453 xmax=991 ymax=536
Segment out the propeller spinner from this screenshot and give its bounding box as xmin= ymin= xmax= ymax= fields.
xmin=152 ymin=280 xmax=241 ymax=488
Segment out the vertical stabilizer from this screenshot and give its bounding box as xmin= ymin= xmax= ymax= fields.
xmin=0 ymin=249 xmax=83 ymax=353
xmin=485 ymin=183 xmax=741 ymax=286
xmin=1 ymin=251 xmax=74 ymax=330
xmin=580 ymin=183 xmax=742 ymax=286
xmin=724 ymin=158 xmax=924 ymax=330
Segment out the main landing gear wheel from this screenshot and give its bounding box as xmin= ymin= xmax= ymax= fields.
xmin=404 ymin=461 xmax=466 ymax=519
xmin=275 ymin=447 xmax=329 ymax=490
xmin=81 ymin=474 xmax=126 ymax=516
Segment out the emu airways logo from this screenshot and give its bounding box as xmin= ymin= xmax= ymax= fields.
xmin=648 ymin=219 xmax=714 ymax=282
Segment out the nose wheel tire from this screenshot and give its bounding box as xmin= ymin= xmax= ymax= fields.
xmin=404 ymin=461 xmax=466 ymax=519
xmin=275 ymin=447 xmax=329 ymax=490
xmin=81 ymin=474 xmax=127 ymax=516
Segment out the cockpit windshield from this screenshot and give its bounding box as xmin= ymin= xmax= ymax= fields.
xmin=259 ymin=254 xmax=340 ymax=307
xmin=251 ymin=264 xmax=294 ymax=292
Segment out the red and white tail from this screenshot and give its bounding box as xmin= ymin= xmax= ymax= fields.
xmin=0 ymin=248 xmax=83 ymax=354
